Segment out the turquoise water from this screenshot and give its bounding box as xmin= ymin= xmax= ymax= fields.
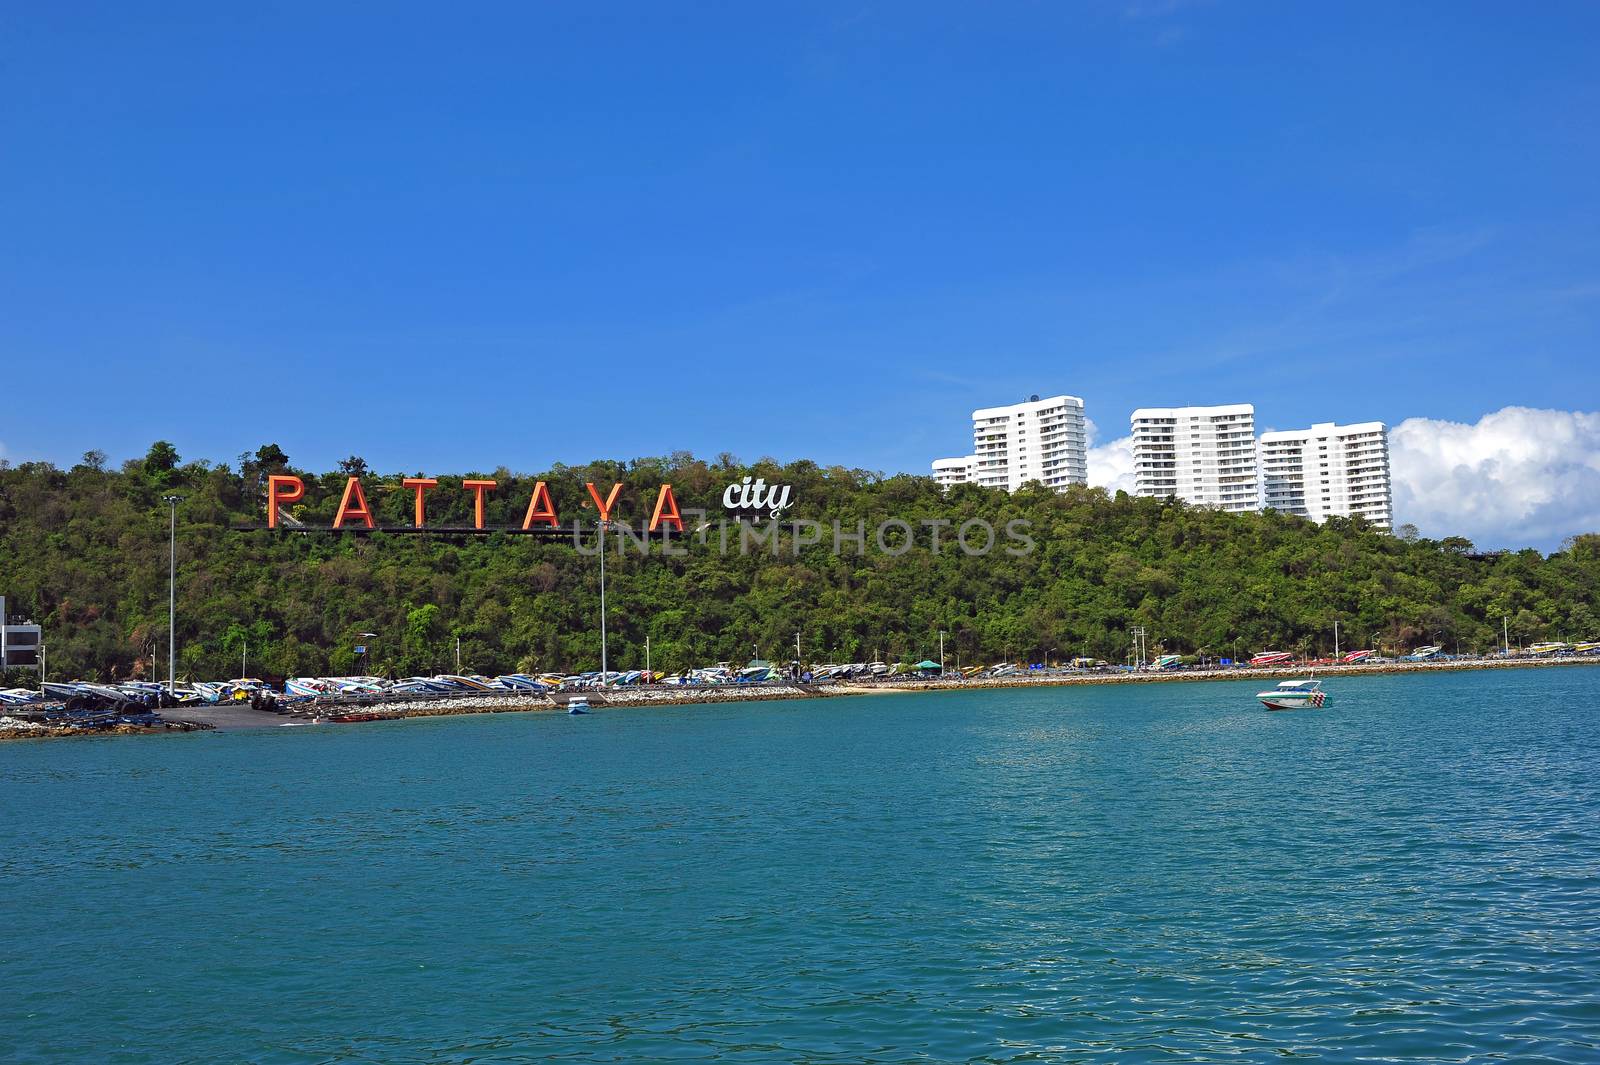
xmin=3 ymin=669 xmax=1599 ymax=1063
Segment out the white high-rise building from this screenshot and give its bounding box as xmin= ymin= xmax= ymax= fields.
xmin=931 ymin=455 xmax=976 ymax=488
xmin=1259 ymin=421 xmax=1393 ymax=529
xmin=1130 ymin=403 xmax=1259 ymax=512
xmin=969 ymin=394 xmax=1088 ymax=491
xmin=931 ymin=395 xmax=1088 ymax=492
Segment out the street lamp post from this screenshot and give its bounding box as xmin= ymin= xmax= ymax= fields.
xmin=163 ymin=495 xmax=183 ymax=695
xmin=939 ymin=630 xmax=946 ymax=676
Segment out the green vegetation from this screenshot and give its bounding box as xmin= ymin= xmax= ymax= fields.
xmin=2 ymin=443 xmax=1598 ymax=682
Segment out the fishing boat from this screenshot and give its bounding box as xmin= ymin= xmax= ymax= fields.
xmin=566 ymin=696 xmax=590 ymax=715
xmin=1340 ymin=649 xmax=1375 ymax=664
xmin=1526 ymin=641 xmax=1568 ymax=657
xmin=1257 ymin=678 xmax=1329 ymax=711
xmin=1404 ymin=645 xmax=1443 ymax=661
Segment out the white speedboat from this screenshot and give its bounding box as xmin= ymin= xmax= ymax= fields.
xmin=1257 ymin=679 xmax=1328 ymax=711
xmin=566 ymin=697 xmax=590 ymax=715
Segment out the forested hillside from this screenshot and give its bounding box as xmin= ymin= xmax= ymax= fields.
xmin=2 ymin=443 xmax=1597 ymax=683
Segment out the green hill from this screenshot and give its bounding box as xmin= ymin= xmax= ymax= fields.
xmin=2 ymin=442 xmax=1597 ymax=682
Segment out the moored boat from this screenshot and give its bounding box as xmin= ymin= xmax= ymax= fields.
xmin=1257 ymin=678 xmax=1329 ymax=711
xmin=566 ymin=696 xmax=590 ymax=714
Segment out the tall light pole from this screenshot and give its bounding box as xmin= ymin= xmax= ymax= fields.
xmin=1334 ymin=620 xmax=1340 ymax=662
xmin=163 ymin=495 xmax=183 ymax=695
xmin=1503 ymin=616 xmax=1510 ymax=657
xmin=645 ymin=634 xmax=651 ymax=679
xmin=939 ymin=630 xmax=946 ymax=676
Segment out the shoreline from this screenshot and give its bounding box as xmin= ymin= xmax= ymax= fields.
xmin=5 ymin=655 xmax=1596 ymax=741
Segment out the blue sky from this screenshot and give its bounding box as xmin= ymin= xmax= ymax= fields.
xmin=2 ymin=3 xmax=1598 ymax=544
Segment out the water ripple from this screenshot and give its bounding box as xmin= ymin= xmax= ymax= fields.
xmin=2 ymin=669 xmax=1598 ymax=1062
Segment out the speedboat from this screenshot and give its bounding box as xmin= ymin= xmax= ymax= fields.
xmin=566 ymin=697 xmax=590 ymax=715
xmin=1257 ymin=679 xmax=1329 ymax=711
xmin=1249 ymin=651 xmax=1295 ymax=667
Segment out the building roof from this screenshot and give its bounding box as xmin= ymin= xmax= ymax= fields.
xmin=1130 ymin=402 xmax=1255 ymax=420
xmin=1258 ymin=420 xmax=1387 ymax=442
xmin=971 ymin=394 xmax=1084 ymax=420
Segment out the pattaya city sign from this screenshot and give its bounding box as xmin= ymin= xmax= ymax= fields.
xmin=263 ymin=475 xmax=795 ymax=531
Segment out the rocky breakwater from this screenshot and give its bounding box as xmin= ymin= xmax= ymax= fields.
xmin=296 ymin=682 xmax=834 ymax=723
xmin=0 ymin=714 xmax=212 ymax=741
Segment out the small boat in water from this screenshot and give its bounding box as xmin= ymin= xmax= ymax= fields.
xmin=1257 ymin=679 xmax=1329 ymax=711
xmin=566 ymin=697 xmax=590 ymax=715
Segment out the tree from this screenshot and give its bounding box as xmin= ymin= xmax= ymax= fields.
xmin=144 ymin=441 xmax=180 ymax=473
xmin=255 ymin=444 xmax=289 ymax=470
xmin=1 ymin=444 xmax=1596 ymax=681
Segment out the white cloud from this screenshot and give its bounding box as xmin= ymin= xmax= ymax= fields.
xmin=1086 ymin=419 xmax=1138 ymax=496
xmin=1390 ymin=407 xmax=1600 ymax=549
xmin=1082 ymin=407 xmax=1600 ymax=550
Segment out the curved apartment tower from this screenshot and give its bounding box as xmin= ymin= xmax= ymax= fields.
xmin=1130 ymin=403 xmax=1259 ymax=512
xmin=932 ymin=395 xmax=1088 ymax=492
xmin=969 ymin=395 xmax=1089 ymax=491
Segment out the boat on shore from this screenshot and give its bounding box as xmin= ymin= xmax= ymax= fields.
xmin=1250 ymin=651 xmax=1295 ymax=667
xmin=1257 ymin=678 xmax=1328 ymax=711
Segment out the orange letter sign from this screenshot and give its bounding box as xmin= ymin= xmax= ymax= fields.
xmin=333 ymin=476 xmax=375 ymax=529
xmin=521 ymin=480 xmax=560 ymax=529
xmin=463 ymin=479 xmax=497 ymax=529
xmin=585 ymin=482 xmax=624 ymax=523
xmin=403 ymin=478 xmax=439 ymax=528
xmin=266 ymin=475 xmax=305 ymax=529
xmin=649 ymin=484 xmax=683 ymax=533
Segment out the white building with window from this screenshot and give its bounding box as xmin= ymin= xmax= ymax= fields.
xmin=1130 ymin=403 xmax=1259 ymax=512
xmin=931 ymin=455 xmax=976 ymax=488
xmin=963 ymin=394 xmax=1088 ymax=491
xmin=1 ymin=596 xmax=42 ymax=670
xmin=1259 ymin=421 xmax=1393 ymax=529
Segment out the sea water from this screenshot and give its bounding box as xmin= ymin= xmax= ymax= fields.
xmin=3 ymin=668 xmax=1598 ymax=1063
